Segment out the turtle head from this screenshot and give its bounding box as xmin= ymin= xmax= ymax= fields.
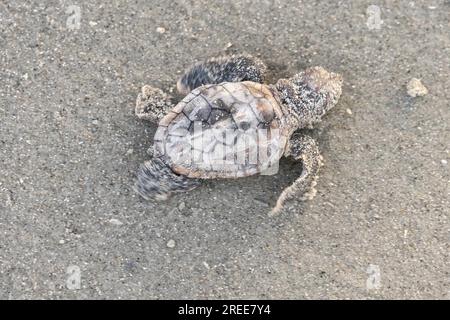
xmin=275 ymin=66 xmax=343 ymax=128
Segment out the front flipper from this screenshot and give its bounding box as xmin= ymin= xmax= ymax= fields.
xmin=177 ymin=53 xmax=267 ymax=95
xmin=270 ymin=134 xmax=323 ymax=216
xmin=135 ymin=85 xmax=174 ymax=123
xmin=134 ymin=157 xmax=201 ymax=201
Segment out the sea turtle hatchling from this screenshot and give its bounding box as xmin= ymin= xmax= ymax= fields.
xmin=134 ymin=54 xmax=343 ymax=214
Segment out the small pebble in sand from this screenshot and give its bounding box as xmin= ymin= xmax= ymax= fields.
xmin=156 ymin=27 xmax=166 ymax=34
xmin=406 ymin=78 xmax=428 ymax=97
xmin=441 ymin=159 xmax=448 ymax=165
xmin=346 ymin=108 xmax=353 ymax=115
xmin=167 ymin=239 xmax=176 ymax=248
xmin=109 ymin=218 xmax=123 ymax=226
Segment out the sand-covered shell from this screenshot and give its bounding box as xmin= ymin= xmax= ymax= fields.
xmin=154 ymin=82 xmax=289 ymax=178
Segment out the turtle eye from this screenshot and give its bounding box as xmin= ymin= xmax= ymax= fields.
xmin=239 ymin=121 xmax=251 ymax=131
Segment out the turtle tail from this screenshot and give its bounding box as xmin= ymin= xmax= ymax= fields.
xmin=134 ymin=158 xmax=200 ymax=201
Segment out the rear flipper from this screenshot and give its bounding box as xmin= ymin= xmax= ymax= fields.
xmin=177 ymin=53 xmax=267 ymax=95
xmin=134 ymin=157 xmax=201 ymax=201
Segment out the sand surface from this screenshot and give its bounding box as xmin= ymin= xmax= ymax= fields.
xmin=0 ymin=1 xmax=449 ymax=299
